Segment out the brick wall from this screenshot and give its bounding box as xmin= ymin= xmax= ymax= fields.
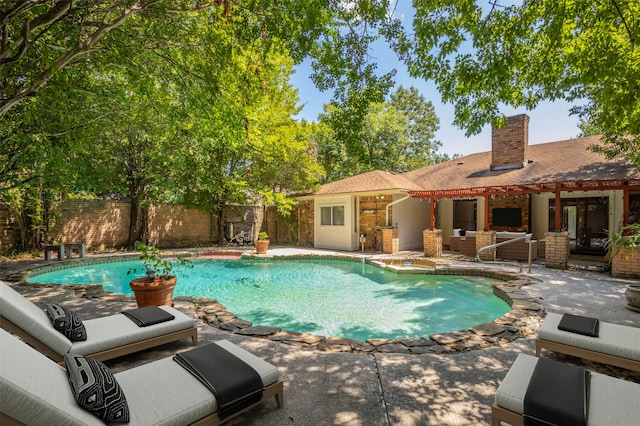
xmin=0 ymin=205 xmax=20 ymax=251
xmin=296 ymin=200 xmax=314 ymax=246
xmin=148 ymin=204 xmax=213 ymax=247
xmin=611 ymin=246 xmax=640 ymax=278
xmin=51 ymin=200 xmax=131 ymax=249
xmin=491 ymin=114 xmax=529 ymax=170
xmin=488 ymin=195 xmax=530 ymax=232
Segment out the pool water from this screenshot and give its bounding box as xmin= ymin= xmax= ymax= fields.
xmin=28 ymin=258 xmax=510 ymax=341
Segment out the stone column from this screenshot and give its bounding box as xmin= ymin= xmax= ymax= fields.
xmin=382 ymin=228 xmax=399 ymax=254
xmin=476 ymin=231 xmax=496 ymax=261
xmin=611 ymin=246 xmax=640 ymax=278
xmin=544 ymin=231 xmax=569 ymax=269
xmin=423 ymin=229 xmax=442 ymax=258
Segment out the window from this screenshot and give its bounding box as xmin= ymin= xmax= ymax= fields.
xmin=320 ymin=206 xmax=345 ymax=226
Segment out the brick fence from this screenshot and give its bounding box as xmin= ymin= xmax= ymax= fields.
xmin=0 ymin=200 xmax=311 ymax=251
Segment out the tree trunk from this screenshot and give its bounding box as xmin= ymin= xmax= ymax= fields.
xmin=127 ymin=193 xmax=148 ymax=248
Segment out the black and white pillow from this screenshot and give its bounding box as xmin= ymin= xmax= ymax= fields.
xmin=46 ymin=304 xmax=87 ymax=341
xmin=64 ymin=354 xmax=130 ymax=423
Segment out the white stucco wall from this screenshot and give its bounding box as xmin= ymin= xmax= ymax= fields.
xmin=392 ymin=195 xmax=430 ymax=250
xmin=437 ymin=199 xmax=454 ymax=246
xmin=314 ymin=195 xmax=357 ymax=250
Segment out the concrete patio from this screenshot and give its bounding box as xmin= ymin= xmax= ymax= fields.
xmin=2 ymin=249 xmax=639 ymax=425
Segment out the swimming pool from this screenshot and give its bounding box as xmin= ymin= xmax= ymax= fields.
xmin=27 ymin=258 xmax=510 ymax=341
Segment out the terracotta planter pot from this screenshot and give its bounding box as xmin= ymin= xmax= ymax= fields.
xmin=625 ymin=284 xmax=640 ymax=313
xmin=129 ymin=276 xmax=177 ymax=307
xmin=255 ymin=240 xmax=270 ymax=254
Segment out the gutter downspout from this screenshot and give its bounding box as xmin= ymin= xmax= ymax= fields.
xmin=386 ymin=194 xmax=412 ymax=226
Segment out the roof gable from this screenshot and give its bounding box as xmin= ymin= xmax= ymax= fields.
xmin=313 ymin=170 xmax=422 ymax=196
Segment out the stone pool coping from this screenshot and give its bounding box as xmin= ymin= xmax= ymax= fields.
xmin=11 ymin=251 xmax=546 ymax=355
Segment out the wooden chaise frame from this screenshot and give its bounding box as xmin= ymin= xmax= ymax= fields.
xmin=490 ymin=403 xmax=524 ymax=426
xmin=536 ymin=337 xmax=640 ymax=373
xmin=0 ymin=313 xmax=198 ymax=363
xmin=0 ymin=380 xmax=284 ymax=426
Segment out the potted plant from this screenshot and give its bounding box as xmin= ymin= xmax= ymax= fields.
xmin=129 ymin=242 xmax=191 ymax=307
xmin=604 ymin=224 xmax=640 ymax=310
xmin=254 ymin=231 xmax=270 ymax=254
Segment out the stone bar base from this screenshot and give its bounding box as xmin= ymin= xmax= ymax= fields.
xmin=382 ymin=228 xmax=399 ymax=254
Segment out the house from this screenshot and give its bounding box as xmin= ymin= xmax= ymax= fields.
xmin=300 ymin=114 xmax=640 ymax=256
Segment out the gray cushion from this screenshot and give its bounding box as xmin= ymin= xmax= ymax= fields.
xmin=1 ymin=281 xmax=195 ymax=357
xmin=46 ymin=304 xmax=87 ymax=341
xmin=64 ymin=354 xmax=129 ymax=423
xmin=114 ymin=339 xmax=280 ymax=426
xmin=0 ymin=328 xmax=102 ymax=425
xmin=1 ymin=329 xmax=280 ymax=426
xmin=539 ymin=312 xmax=640 ymax=361
xmin=495 ymin=354 xmax=640 ymax=425
xmin=70 ymin=306 xmax=195 ymax=355
xmin=0 ymin=281 xmax=72 ymax=355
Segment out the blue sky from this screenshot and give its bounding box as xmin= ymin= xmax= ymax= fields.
xmin=290 ymin=2 xmax=582 ymax=158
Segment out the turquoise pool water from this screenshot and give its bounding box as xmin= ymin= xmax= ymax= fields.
xmin=28 ymin=258 xmax=510 ymax=341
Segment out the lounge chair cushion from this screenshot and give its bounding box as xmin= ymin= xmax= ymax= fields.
xmin=495 ymin=354 xmax=640 ymax=425
xmin=69 ymin=306 xmax=194 ymax=355
xmin=0 ymin=328 xmax=103 ymax=425
xmin=539 ymin=312 xmax=640 ymax=361
xmin=64 ymin=354 xmax=130 ymax=423
xmin=0 ymin=280 xmax=73 ymax=355
xmin=1 ymin=329 xmax=281 ymax=426
xmin=46 ymin=304 xmax=87 ymax=341
xmin=115 ymin=339 xmax=280 ymax=425
xmin=1 ymin=280 xmax=196 ymax=358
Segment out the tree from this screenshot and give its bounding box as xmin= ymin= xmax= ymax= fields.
xmin=389 ymin=86 xmax=448 ymax=169
xmin=398 ymin=1 xmax=640 ymax=165
xmin=1 ymin=0 xmax=400 ymax=199
xmin=173 ymin=39 xmax=323 ymax=241
xmin=316 ymin=85 xmax=447 ymax=181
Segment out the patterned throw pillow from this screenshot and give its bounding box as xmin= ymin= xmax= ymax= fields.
xmin=64 ymin=354 xmax=130 ymax=423
xmin=46 ymin=304 xmax=87 ymax=341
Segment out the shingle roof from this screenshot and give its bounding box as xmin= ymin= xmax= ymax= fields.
xmin=402 ymin=136 xmax=640 ymax=191
xmin=313 ymin=170 xmax=423 ymax=196
xmin=310 ymin=135 xmax=640 ymax=197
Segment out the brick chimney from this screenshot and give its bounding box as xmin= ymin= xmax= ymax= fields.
xmin=491 ymin=114 xmax=530 ymax=170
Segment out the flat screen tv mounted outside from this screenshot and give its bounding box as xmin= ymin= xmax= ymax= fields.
xmin=493 ymin=208 xmax=522 ymax=227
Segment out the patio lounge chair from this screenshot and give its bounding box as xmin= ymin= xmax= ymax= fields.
xmin=0 ymin=280 xmax=197 ymax=362
xmin=0 ymin=328 xmax=283 ymax=425
xmin=492 ymin=353 xmax=640 ymax=426
xmin=536 ymin=312 xmax=640 ymax=372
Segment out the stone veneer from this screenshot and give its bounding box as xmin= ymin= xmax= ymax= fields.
xmin=611 ymin=246 xmax=640 ymax=278
xmin=544 ymin=231 xmax=569 ymax=269
xmin=423 ymin=229 xmax=442 ymax=257
xmin=16 ymin=252 xmax=545 ymax=355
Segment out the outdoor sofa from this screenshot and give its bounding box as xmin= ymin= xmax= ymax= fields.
xmin=0 ymin=328 xmax=283 ymax=425
xmin=495 ymin=232 xmax=537 ymax=261
xmin=492 ymin=353 xmax=640 ymax=426
xmin=0 ymin=280 xmax=197 ymax=362
xmin=536 ymin=312 xmax=640 ymax=372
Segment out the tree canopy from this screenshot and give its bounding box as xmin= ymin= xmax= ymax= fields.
xmin=395 ymin=1 xmax=639 ymax=164
xmin=316 ymin=85 xmax=448 ymax=181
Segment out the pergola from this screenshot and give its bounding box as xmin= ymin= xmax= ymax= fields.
xmin=410 ymin=178 xmax=640 ymax=232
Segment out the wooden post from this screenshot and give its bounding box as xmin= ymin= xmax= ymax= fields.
xmin=554 ymin=188 xmax=562 ymax=231
xmin=484 ymin=195 xmax=490 ymax=231
xmin=430 ymin=197 xmax=436 ymax=230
